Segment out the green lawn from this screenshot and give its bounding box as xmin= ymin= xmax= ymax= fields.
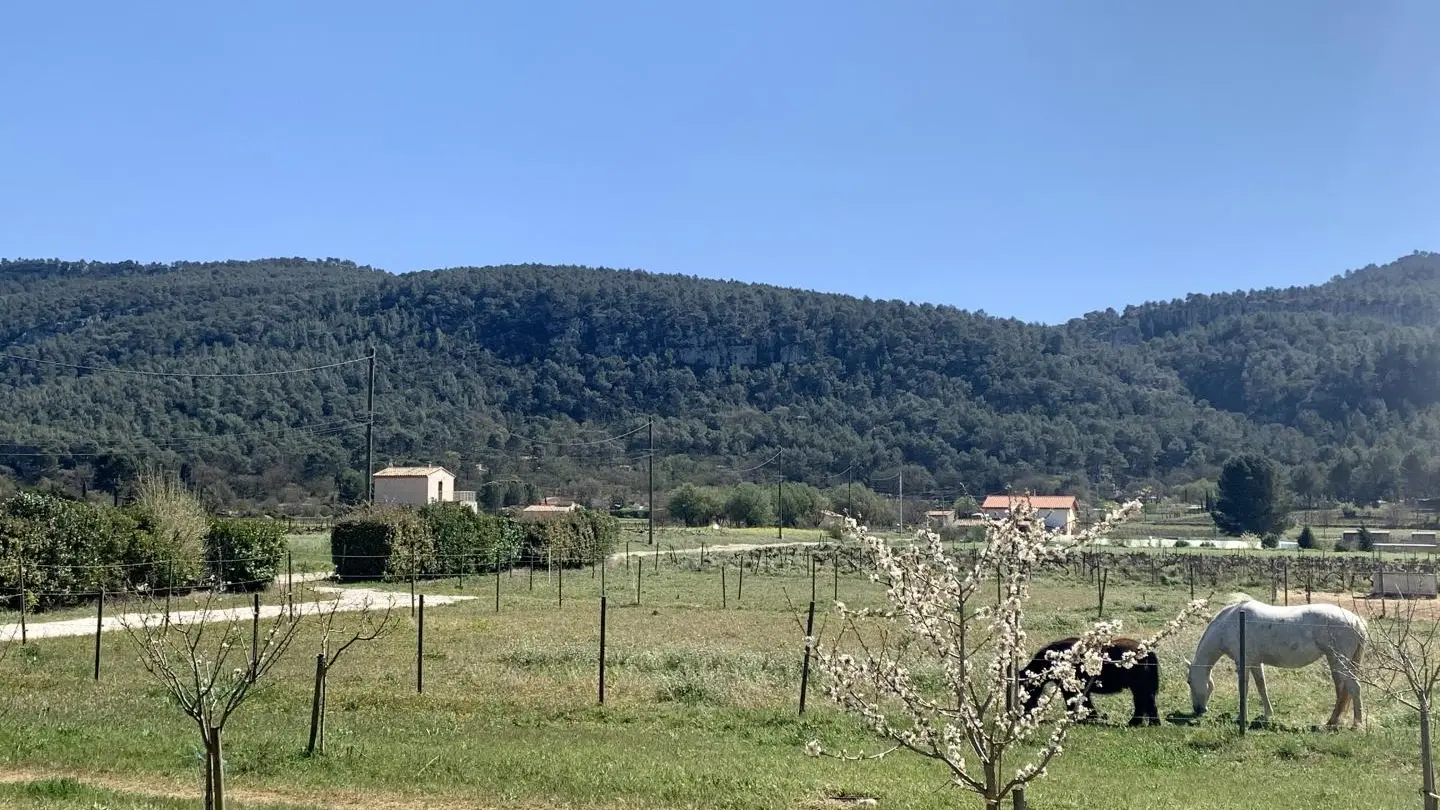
xmin=0 ymin=556 xmax=1429 ymax=810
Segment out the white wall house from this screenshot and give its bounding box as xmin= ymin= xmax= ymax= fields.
xmin=981 ymin=495 xmax=1078 ymax=534
xmin=372 ymin=466 xmax=476 ymax=510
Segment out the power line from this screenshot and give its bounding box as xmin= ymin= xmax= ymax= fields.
xmin=0 ymin=352 xmax=370 ymax=378
xmin=489 ymin=421 xmax=650 ymax=448
xmin=728 ymin=450 xmax=783 ymax=475
xmin=0 ymin=417 xmax=370 ymax=457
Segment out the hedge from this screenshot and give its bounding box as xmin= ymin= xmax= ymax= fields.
xmin=0 ymin=492 xmax=140 ymax=609
xmin=421 ymin=502 xmax=523 ymax=575
xmin=205 ymin=518 xmax=287 ymax=591
xmin=329 ymin=505 xmax=433 ymax=582
xmin=520 ymin=509 xmax=620 ymax=568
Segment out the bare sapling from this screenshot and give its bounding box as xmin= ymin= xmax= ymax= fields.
xmin=307 ymin=591 xmax=399 ymax=755
xmin=808 ymin=498 xmax=1207 ymax=810
xmin=1351 ymin=596 xmax=1440 ymax=810
xmin=119 ymin=589 xmax=306 ymax=810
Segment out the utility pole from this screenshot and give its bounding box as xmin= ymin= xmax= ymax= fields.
xmin=647 ymin=417 xmax=655 ymax=546
xmin=777 ymin=476 xmax=784 ymax=540
xmin=898 ymin=467 xmax=904 ymax=532
xmin=366 ymin=346 xmax=376 ymax=502
xmin=847 ymin=467 xmax=853 ymax=517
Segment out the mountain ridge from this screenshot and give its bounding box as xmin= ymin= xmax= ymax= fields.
xmin=1 ymin=251 xmax=1437 ymax=513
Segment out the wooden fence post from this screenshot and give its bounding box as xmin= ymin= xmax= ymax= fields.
xmin=250 ymin=593 xmax=260 ymax=677
xmin=307 ymin=653 xmax=326 ymax=756
xmin=93 ymin=587 xmax=104 ymax=680
xmin=598 ymin=596 xmax=608 ymax=705
xmin=416 ymin=594 xmax=425 ymax=694
xmin=18 ymin=548 xmax=27 ymax=644
xmin=798 ymin=600 xmax=817 ymax=715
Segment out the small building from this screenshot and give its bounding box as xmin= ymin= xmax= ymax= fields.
xmin=925 ymin=509 xmax=959 ymax=529
xmin=518 ymin=503 xmax=581 ymax=521
xmin=372 ymin=466 xmax=476 ymax=510
xmin=981 ymin=495 xmax=1078 ymax=534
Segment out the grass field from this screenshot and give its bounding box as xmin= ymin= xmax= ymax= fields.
xmin=0 ymin=535 xmax=1432 ymax=810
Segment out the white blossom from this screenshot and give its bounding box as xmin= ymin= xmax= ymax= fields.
xmin=809 ymin=495 xmax=1205 ymax=806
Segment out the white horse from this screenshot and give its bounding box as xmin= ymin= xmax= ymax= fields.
xmin=1186 ymin=597 xmax=1368 ymax=728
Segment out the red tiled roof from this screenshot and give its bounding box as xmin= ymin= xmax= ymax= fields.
xmin=981 ymin=495 xmax=1077 ymax=510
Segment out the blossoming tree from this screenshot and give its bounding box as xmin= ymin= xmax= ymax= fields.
xmin=808 ymin=497 xmax=1207 ymax=810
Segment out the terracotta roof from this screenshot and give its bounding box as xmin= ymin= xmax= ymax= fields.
xmin=981 ymin=495 xmax=1077 ymax=510
xmin=373 ymin=466 xmax=451 ymax=477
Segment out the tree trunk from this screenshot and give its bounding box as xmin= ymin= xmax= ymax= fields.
xmin=208 ymin=725 xmax=225 ymax=810
xmin=203 ymin=732 xmax=214 ymax=810
xmin=1421 ymin=698 xmax=1436 ymax=810
xmin=984 ymin=760 xmax=1001 ymax=810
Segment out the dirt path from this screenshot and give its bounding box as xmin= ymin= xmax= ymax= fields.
xmin=1281 ymin=589 xmax=1440 ymax=620
xmin=0 ymin=767 xmax=532 ymax=810
xmin=0 ymin=580 xmax=474 ymax=643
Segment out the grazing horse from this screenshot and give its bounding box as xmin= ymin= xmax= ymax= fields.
xmin=1186 ymin=598 xmax=1368 ymax=728
xmin=1020 ymin=637 xmax=1161 ymax=726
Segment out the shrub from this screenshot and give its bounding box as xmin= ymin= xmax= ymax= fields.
xmin=0 ymin=492 xmax=135 ymax=609
xmin=1297 ymin=525 xmax=1317 ymax=550
xmin=330 ymin=505 xmax=434 ymax=581
xmin=520 ymin=508 xmax=620 ymax=567
xmin=1357 ymin=525 xmax=1373 ymax=552
xmin=1173 ymin=539 xmax=1191 ymax=548
xmin=125 ymin=470 xmax=208 ymax=589
xmin=1260 ymin=534 xmax=1279 ymax=549
xmin=205 ymin=518 xmax=287 ymax=591
xmin=420 ymin=502 xmax=523 ymax=574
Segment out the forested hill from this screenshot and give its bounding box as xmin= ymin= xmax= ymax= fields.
xmin=2 ymin=252 xmax=1438 ymax=513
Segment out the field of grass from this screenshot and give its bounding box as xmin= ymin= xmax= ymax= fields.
xmin=0 ymin=541 xmax=1432 ymax=810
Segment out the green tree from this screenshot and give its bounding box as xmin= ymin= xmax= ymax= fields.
xmin=1212 ymin=453 xmax=1290 ymax=537
xmin=1290 ymin=465 xmax=1322 ymax=508
xmin=778 ymin=482 xmax=830 ymax=528
xmin=667 ymin=484 xmax=724 ymax=527
xmin=826 ymin=484 xmax=897 ymax=527
xmin=1297 ymin=525 xmax=1317 ymax=550
xmin=952 ymin=495 xmax=979 ymax=516
xmin=724 ymin=483 xmax=774 ymax=528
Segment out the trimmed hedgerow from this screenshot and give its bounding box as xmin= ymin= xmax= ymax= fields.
xmin=205 ymin=518 xmax=287 ymax=591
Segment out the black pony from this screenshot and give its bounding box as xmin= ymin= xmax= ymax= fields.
xmin=1019 ymin=637 xmax=1161 ymax=726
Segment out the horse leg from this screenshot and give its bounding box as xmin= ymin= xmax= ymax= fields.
xmin=1250 ymin=664 xmax=1274 ymax=724
xmin=1129 ymin=686 xmax=1159 ymax=727
xmin=1336 ymin=655 xmax=1364 ymax=728
xmin=1324 ymin=654 xmax=1348 ymax=728
xmin=1324 ymin=670 xmax=1345 ymax=729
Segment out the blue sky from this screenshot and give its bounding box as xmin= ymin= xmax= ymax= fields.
xmin=2 ymin=1 xmax=1437 ymax=324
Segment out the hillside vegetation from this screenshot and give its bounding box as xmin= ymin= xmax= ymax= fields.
xmin=3 ymin=252 xmax=1440 ymax=512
